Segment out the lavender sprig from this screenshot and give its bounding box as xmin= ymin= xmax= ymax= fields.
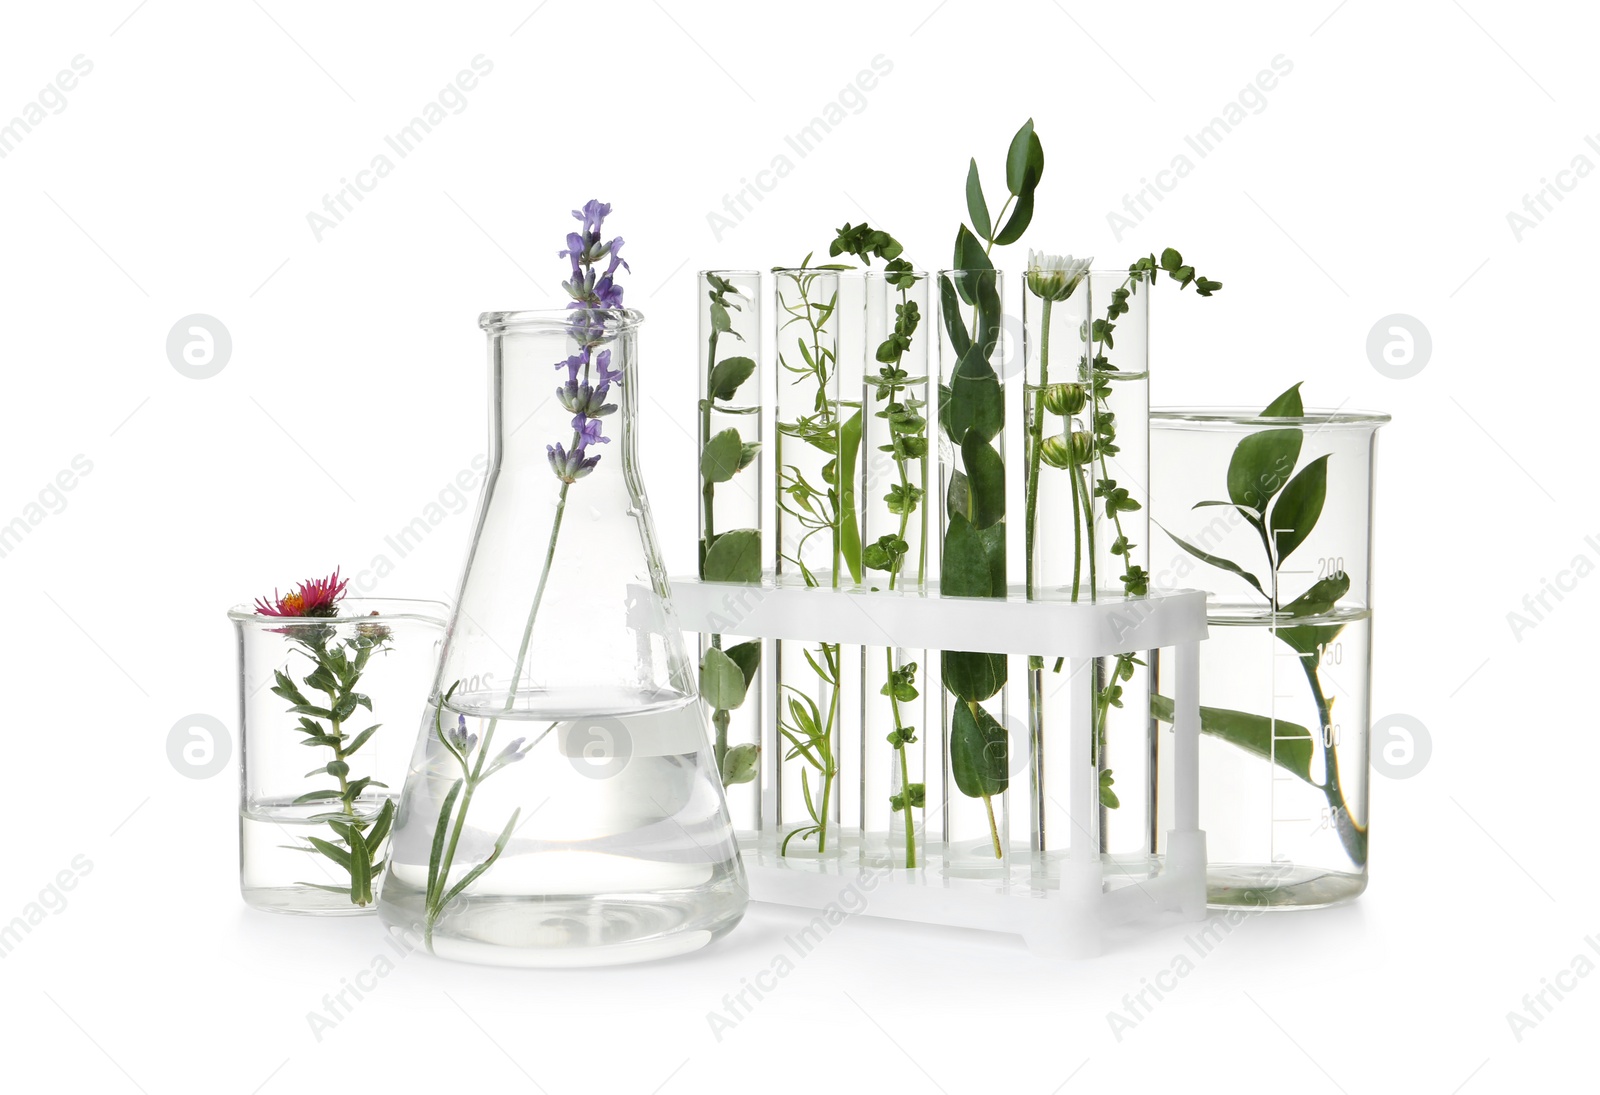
xmin=548 ymin=199 xmax=629 ymax=484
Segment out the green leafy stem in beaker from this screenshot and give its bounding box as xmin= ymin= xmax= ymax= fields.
xmin=1155 ymin=382 xmax=1367 ymax=867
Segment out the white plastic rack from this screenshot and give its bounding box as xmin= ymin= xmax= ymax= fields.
xmin=669 ymin=578 xmax=1211 ymax=957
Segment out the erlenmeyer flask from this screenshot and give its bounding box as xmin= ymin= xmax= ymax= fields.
xmin=378 ymin=307 xmax=748 ymax=966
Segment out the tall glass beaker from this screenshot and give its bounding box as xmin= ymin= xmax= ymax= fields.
xmin=378 ymin=308 xmax=747 ymax=965
xmin=1152 ymin=397 xmax=1389 ymax=907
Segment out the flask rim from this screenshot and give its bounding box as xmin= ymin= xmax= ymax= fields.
xmin=478 ymin=308 xmax=644 ymax=335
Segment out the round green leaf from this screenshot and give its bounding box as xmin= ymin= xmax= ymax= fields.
xmin=700 ymin=646 xmax=748 ymax=711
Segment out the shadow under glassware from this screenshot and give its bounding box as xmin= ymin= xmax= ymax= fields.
xmin=377 ymin=308 xmax=748 ymax=966
xmin=232 ymin=598 xmax=448 ymax=915
xmin=1151 ymin=407 xmax=1389 ymax=909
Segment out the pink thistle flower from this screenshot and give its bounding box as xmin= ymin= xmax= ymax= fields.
xmin=254 ymin=569 xmax=349 ymax=618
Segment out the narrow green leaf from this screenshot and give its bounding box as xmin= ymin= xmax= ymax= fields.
xmin=1159 ymin=522 xmax=1268 ymax=600
xmin=1005 ymin=118 xmax=1037 ymax=195
xmin=838 ymin=408 xmax=864 ymax=585
xmin=944 ymin=468 xmax=971 ymax=522
xmin=273 ymin=669 xmax=308 ymax=705
xmin=426 ymin=779 xmax=464 ymax=905
xmin=307 ymin=836 xmax=353 ymax=871
xmin=991 ymin=186 xmax=1034 ymax=246
xmin=938 ymin=277 xmax=971 ymax=358
xmin=366 ymin=799 xmax=396 ymax=850
xmin=343 ymin=724 xmax=381 ymax=757
xmin=441 ymin=809 xmax=520 ymax=912
xmin=289 ymin=704 xmax=335 ymax=720
xmin=348 ymin=827 xmax=372 ymax=905
xmin=293 ymin=789 xmax=344 ymax=804
xmin=966 ymin=158 xmax=991 ymax=239
xmin=1152 ymin=694 xmax=1315 ymax=785
xmin=959 ymin=434 xmax=1005 ymax=530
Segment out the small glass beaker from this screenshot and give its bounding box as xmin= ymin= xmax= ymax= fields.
xmin=232 ymin=598 xmax=446 ymax=914
xmin=1152 ymin=402 xmax=1389 ymax=908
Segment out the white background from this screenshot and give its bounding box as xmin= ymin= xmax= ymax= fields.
xmin=1 ymin=0 xmax=1593 ymax=1090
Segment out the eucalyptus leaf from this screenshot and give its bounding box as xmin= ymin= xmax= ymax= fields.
xmin=938 ymin=278 xmax=971 ymax=357
xmin=1004 ymin=118 xmax=1038 ymax=195
xmin=940 ymin=512 xmax=992 ymax=598
xmin=945 ymin=468 xmax=971 ymax=522
xmin=701 ymin=427 xmax=744 ymax=483
xmin=721 ymin=742 xmax=759 ymax=786
xmin=959 ymin=433 xmax=1005 ymax=530
xmin=947 ymin=348 xmax=1003 ymax=444
xmin=977 ymin=522 xmax=1006 ymax=595
xmin=702 ymin=528 xmax=762 ymax=582
xmin=992 ymin=186 xmax=1034 ymax=246
xmin=699 ymin=646 xmax=748 ymax=711
xmin=965 ymin=158 xmax=991 ymax=240
xmin=942 ymin=650 xmax=1007 ymax=703
xmin=949 ymin=701 xmax=1009 ymax=797
xmin=708 ymin=355 xmax=757 ymax=400
xmin=723 ymin=640 xmax=761 ymax=689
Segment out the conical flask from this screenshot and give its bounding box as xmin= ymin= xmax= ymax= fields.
xmin=378 ymin=307 xmax=748 ymax=966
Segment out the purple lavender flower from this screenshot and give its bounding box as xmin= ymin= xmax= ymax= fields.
xmin=444 ymin=713 xmax=477 ymax=756
xmin=548 ymin=199 xmax=628 ymax=484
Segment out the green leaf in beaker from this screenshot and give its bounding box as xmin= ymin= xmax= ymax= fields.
xmin=1260 ymin=382 xmax=1305 ymax=418
xmin=1281 ymin=571 xmax=1350 ymax=619
xmin=1269 ymin=454 xmax=1330 ymax=562
xmin=1151 ymin=694 xmax=1316 ymax=786
xmin=1158 ymin=522 xmax=1268 ymax=601
xmin=1226 ymin=427 xmax=1302 ymax=515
